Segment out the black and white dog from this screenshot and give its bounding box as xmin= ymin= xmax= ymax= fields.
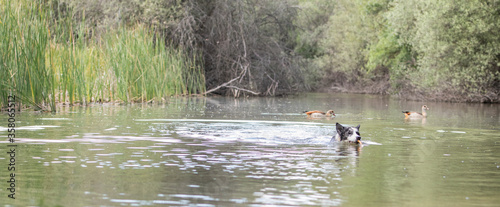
xmin=331 ymin=123 xmax=361 ymax=144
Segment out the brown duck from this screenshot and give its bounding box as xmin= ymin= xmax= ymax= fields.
xmin=402 ymin=105 xmax=429 ymax=119
xmin=303 ymin=110 xmax=336 ymax=118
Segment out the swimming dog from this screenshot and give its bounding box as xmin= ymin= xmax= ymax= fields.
xmin=331 ymin=123 xmax=361 ymax=144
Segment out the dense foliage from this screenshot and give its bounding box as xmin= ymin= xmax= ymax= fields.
xmin=296 ymin=0 xmax=499 ymax=102
xmin=58 ymin=0 xmax=305 ymax=97
xmin=1 ymin=0 xmax=499 ymax=109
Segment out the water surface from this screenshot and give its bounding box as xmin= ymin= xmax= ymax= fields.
xmin=1 ymin=93 xmax=499 ymax=206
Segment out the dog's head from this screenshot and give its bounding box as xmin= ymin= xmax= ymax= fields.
xmin=336 ymin=123 xmax=361 ymax=143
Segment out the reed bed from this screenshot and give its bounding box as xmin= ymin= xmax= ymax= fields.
xmin=0 ymin=0 xmax=55 ymax=110
xmin=105 ymin=27 xmax=205 ymax=102
xmin=0 ymin=0 xmax=205 ymax=111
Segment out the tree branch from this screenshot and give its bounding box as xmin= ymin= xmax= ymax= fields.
xmin=226 ymin=86 xmax=260 ymax=95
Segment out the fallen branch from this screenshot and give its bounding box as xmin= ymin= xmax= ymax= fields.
xmin=202 ymin=76 xmax=240 ymax=95
xmin=203 ymin=53 xmax=258 ymax=95
xmin=202 ymin=76 xmax=260 ymax=95
xmin=226 ymin=86 xmax=260 ymax=95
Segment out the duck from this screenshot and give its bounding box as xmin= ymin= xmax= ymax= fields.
xmin=303 ymin=110 xmax=336 ymax=118
xmin=402 ymin=105 xmax=429 ymax=119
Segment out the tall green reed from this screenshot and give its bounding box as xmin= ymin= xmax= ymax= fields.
xmin=105 ymin=25 xmax=205 ymax=102
xmin=0 ymin=0 xmax=15 ymax=106
xmin=1 ymin=0 xmax=56 ymax=111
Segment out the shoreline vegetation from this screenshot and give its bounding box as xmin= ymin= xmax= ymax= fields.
xmin=1 ymin=0 xmax=499 ymax=111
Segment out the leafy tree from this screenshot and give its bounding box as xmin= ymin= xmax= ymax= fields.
xmin=387 ymin=0 xmax=500 ymax=101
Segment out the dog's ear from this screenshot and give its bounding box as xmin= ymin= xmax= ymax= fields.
xmin=336 ymin=123 xmax=344 ymax=133
xmin=356 ymin=125 xmax=360 ymax=130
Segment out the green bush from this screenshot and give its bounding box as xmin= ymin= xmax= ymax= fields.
xmin=296 ymin=0 xmax=499 ymax=102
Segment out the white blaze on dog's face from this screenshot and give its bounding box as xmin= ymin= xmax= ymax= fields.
xmin=335 ymin=123 xmax=361 ymax=143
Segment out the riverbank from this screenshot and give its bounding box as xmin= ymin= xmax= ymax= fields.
xmin=317 ymin=71 xmax=499 ymax=103
xmin=1 ymin=0 xmax=498 ymax=112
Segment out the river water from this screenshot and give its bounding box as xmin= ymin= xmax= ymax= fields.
xmin=1 ymin=93 xmax=499 ymax=206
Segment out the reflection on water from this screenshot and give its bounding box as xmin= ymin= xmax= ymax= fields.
xmin=1 ymin=93 xmax=499 ymax=206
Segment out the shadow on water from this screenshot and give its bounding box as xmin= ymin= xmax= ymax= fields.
xmin=1 ymin=93 xmax=499 ymax=206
